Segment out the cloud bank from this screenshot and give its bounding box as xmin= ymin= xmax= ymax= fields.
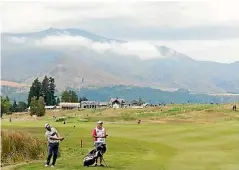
xmin=1 ymin=0 xmax=239 ymax=63
xmin=6 ymin=33 xmax=239 ymax=63
xmin=7 ymin=34 xmax=164 ymax=60
xmin=2 ymin=1 xmax=239 ymax=34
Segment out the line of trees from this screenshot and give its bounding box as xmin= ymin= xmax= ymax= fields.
xmin=27 ymin=76 xmax=59 ymax=107
xmin=12 ymin=100 xmax=28 ymax=112
xmin=61 ymin=90 xmax=88 ymax=103
xmin=1 ymin=96 xmax=28 ymax=117
xmin=1 ymin=96 xmax=12 ymax=116
xmin=27 ymin=76 xmax=59 ymax=117
xmin=1 ymin=76 xmax=90 ymax=118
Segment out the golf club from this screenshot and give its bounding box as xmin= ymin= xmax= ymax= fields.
xmin=64 ymin=125 xmax=76 ymax=138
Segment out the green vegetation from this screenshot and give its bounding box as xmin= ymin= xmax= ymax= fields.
xmin=61 ymin=89 xmax=88 ymax=103
xmin=61 ymin=90 xmax=79 ymax=102
xmin=1 ymin=104 xmax=239 ymax=170
xmin=1 ymin=77 xmax=239 ymax=169
xmin=27 ymin=76 xmax=57 ymax=107
xmin=2 ymin=84 xmax=239 ymax=105
xmin=29 ymin=96 xmax=46 ymax=117
xmin=15 ymin=101 xmax=28 ymax=112
xmin=1 ymin=96 xmax=12 ymax=116
xmin=1 ymin=129 xmax=47 ymax=166
xmin=0 ymin=96 xmax=28 ymax=117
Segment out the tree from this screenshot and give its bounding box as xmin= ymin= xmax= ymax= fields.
xmin=37 ymin=97 xmax=46 ymax=116
xmin=38 ymin=76 xmax=57 ymax=106
xmin=1 ymin=96 xmax=12 ymax=115
xmin=79 ymin=96 xmax=88 ymax=102
xmin=12 ymin=100 xmax=18 ymax=112
xmin=29 ymin=96 xmax=45 ymax=117
xmin=69 ymin=90 xmax=78 ymax=102
xmin=6 ymin=96 xmax=10 ymax=101
xmin=49 ymin=77 xmax=56 ymax=105
xmin=27 ymin=78 xmax=41 ymax=106
xmin=30 ymin=97 xmax=38 ymax=116
xmin=138 ymin=97 xmax=144 ymax=105
xmin=56 ymin=97 xmax=61 ymax=105
xmin=61 ymin=91 xmax=70 ymax=102
xmin=61 ymin=90 xmax=78 ymax=102
xmin=17 ymin=101 xmax=27 ymax=112
xmin=40 ymin=76 xmax=50 ymax=106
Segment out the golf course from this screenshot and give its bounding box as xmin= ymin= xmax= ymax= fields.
xmin=1 ymin=104 xmax=239 ymax=170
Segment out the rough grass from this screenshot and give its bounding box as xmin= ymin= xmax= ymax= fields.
xmin=1 ymin=129 xmax=47 ymax=166
xmin=1 ymin=104 xmax=239 ymax=170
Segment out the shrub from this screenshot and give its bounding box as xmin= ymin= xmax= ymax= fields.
xmin=55 ymin=117 xmax=67 ymax=122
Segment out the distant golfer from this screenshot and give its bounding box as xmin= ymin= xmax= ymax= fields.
xmin=44 ymin=123 xmax=64 ymax=167
xmin=92 ymin=121 xmax=107 ymax=166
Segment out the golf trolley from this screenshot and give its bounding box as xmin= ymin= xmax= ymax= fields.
xmin=83 ymin=143 xmax=107 ymax=167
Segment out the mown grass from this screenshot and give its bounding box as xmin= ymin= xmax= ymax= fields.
xmin=1 ymin=104 xmax=239 ymax=170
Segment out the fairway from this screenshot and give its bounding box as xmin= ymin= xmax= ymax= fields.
xmin=1 ymin=104 xmax=239 ymax=170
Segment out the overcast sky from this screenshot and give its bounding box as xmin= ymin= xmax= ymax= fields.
xmin=1 ymin=0 xmax=239 ymax=63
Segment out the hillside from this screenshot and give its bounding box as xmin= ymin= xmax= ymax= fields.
xmin=0 ymin=80 xmax=28 ymax=87
xmin=1 ymin=28 xmax=239 ymax=93
xmin=2 ymin=84 xmax=239 ymax=104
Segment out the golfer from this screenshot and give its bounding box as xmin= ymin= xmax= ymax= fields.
xmin=92 ymin=120 xmax=107 ymax=166
xmin=44 ymin=123 xmax=64 ymax=167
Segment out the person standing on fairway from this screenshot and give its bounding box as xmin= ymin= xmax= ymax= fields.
xmin=45 ymin=123 xmax=64 ymax=167
xmin=92 ymin=121 xmax=107 ymax=166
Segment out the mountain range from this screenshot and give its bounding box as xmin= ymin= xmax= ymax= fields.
xmin=1 ymin=27 xmax=239 ymax=94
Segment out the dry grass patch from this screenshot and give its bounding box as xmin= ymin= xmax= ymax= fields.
xmin=1 ymin=129 xmax=47 ymax=166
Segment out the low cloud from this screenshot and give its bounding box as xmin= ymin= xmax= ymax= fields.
xmin=4 ymin=33 xmax=239 ymax=63
xmin=2 ymin=1 xmax=239 ymax=63
xmin=33 ymin=35 xmax=164 ymax=60
xmin=7 ymin=37 xmax=28 ymax=44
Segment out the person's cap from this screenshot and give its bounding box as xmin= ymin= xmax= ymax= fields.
xmin=97 ymin=120 xmax=103 ymax=124
xmin=45 ymin=123 xmax=50 ymax=128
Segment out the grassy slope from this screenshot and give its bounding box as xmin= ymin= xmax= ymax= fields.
xmin=1 ymin=104 xmax=239 ymax=170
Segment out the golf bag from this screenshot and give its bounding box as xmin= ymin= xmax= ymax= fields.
xmin=83 ymin=143 xmax=107 ymax=167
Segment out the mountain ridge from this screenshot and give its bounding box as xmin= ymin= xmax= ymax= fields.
xmin=1 ymin=28 xmax=239 ymax=93
xmin=2 ymin=27 xmax=126 ymax=43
